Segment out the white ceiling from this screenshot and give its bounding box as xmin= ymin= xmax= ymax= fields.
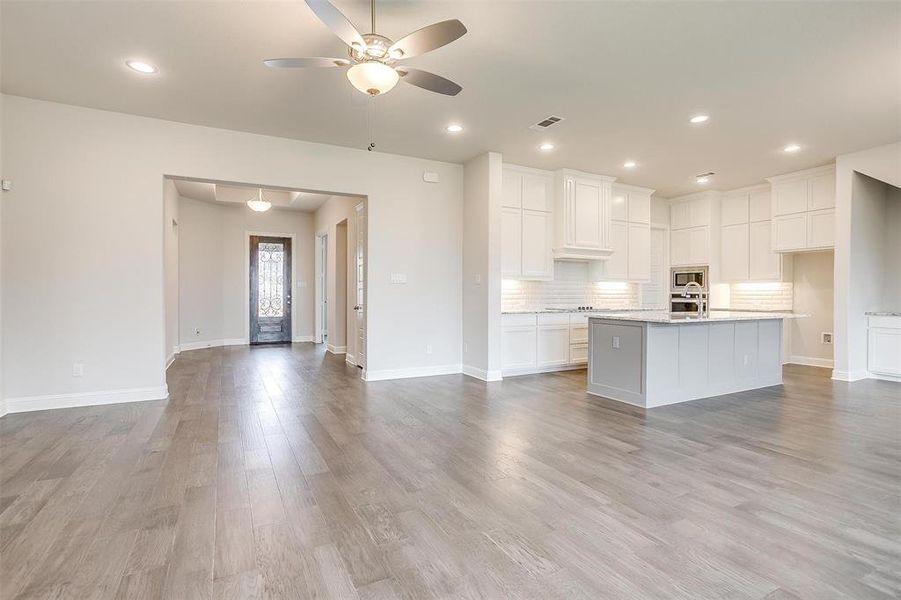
xmin=3 ymin=1 xmax=899 ymax=197
xmin=172 ymin=178 xmax=334 ymax=212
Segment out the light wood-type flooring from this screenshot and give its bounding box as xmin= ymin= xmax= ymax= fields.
xmin=1 ymin=344 xmax=899 ymax=599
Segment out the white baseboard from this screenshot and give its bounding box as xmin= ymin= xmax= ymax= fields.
xmin=178 ymin=338 xmax=246 ymax=352
xmin=345 ymin=353 xmax=356 ymax=366
xmin=293 ymin=335 xmax=315 ymax=343
xmin=462 ymin=364 xmax=503 ymax=382
xmin=502 ymin=364 xmax=587 ymax=378
xmin=832 ymin=369 xmax=870 ymax=382
xmin=327 ymin=344 xmax=347 ymax=355
xmin=165 ymin=353 xmax=176 ymax=370
xmin=0 ymin=399 xmax=6 ymax=418
xmin=788 ymin=355 xmax=834 ymax=368
xmin=2 ymin=385 xmax=169 ymax=416
xmin=867 ymin=372 xmax=901 ymax=383
xmin=362 ymin=364 xmax=462 ymax=382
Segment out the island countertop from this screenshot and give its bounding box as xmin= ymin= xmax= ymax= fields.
xmin=588 ymin=310 xmax=801 ymax=324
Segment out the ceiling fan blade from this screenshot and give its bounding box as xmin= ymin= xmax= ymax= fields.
xmin=396 ymin=68 xmax=462 ymax=96
xmin=264 ymin=57 xmax=351 ymax=68
xmin=388 ymin=19 xmax=467 ymax=59
xmin=304 ymin=0 xmax=365 ymax=49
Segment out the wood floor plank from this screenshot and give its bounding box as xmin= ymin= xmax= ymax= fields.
xmin=1 ymin=346 xmax=898 ymax=599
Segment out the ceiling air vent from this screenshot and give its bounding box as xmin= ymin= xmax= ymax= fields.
xmin=529 ymin=115 xmax=565 ymax=131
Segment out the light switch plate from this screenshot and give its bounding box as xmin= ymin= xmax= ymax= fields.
xmin=390 ymin=273 xmax=407 ymax=284
xmin=612 ymin=336 xmax=620 ymax=349
xmin=423 ymin=171 xmax=440 ymax=183
xmin=1 ymin=180 xmax=11 ymax=191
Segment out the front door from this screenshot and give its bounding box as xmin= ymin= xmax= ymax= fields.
xmin=250 ymin=235 xmax=292 ymax=344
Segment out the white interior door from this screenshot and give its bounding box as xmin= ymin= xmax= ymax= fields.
xmin=319 ymin=234 xmax=328 ymax=342
xmin=354 ymin=203 xmax=366 ymax=369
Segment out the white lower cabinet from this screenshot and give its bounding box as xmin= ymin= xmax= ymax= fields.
xmin=502 ymin=313 xmax=592 ymax=375
xmin=501 ymin=314 xmax=537 ymax=370
xmin=537 ymin=324 xmax=570 ymax=367
xmin=868 ymin=316 xmax=901 ymax=378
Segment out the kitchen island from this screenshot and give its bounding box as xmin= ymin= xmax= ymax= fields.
xmin=587 ymin=311 xmax=798 ymax=407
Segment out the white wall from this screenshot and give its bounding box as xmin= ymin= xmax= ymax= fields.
xmin=177 ymin=196 xmax=315 ymax=349
xmin=462 ymin=153 xmax=503 ymax=381
xmin=314 ymin=194 xmax=360 ymax=358
xmin=882 ymin=186 xmax=901 ymax=309
xmin=833 ymin=142 xmax=901 ymax=380
xmin=1 ymin=95 xmax=463 ymax=405
xmin=163 ymin=179 xmax=179 ymax=364
xmin=790 ymin=251 xmax=834 ymax=367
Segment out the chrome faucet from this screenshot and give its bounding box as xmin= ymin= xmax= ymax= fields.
xmin=683 ymin=281 xmax=707 ymax=317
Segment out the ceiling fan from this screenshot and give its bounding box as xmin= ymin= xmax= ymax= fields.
xmin=264 ymin=0 xmax=466 ymax=97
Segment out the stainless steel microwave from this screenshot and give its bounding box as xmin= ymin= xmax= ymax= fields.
xmin=671 ymin=266 xmax=708 ymax=293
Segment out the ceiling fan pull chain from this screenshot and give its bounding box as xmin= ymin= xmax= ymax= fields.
xmin=367 ymin=96 xmax=376 ymax=152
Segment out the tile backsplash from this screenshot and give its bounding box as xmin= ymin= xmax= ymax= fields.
xmin=729 ymin=282 xmax=794 ymax=311
xmin=502 ymin=262 xmax=640 ymax=311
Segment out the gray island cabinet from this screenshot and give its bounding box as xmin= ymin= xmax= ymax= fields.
xmin=587 ymin=311 xmax=798 ymax=408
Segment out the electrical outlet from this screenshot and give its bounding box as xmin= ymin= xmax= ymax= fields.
xmin=193 ymin=327 xmax=201 ymax=336
xmin=426 ymin=344 xmax=433 ymax=355
xmin=822 ymin=332 xmax=833 ymax=345
xmin=743 ymin=354 xmax=749 ymax=366
xmin=612 ymin=336 xmax=620 ymax=349
xmin=72 ymin=363 xmax=84 ymax=377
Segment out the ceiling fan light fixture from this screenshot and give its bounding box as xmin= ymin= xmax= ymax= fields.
xmin=347 ymin=61 xmax=399 ymax=95
xmin=247 ymin=189 xmax=272 ymax=212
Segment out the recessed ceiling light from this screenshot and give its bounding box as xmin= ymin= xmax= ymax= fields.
xmin=689 ymin=115 xmax=709 ymax=124
xmin=623 ymin=161 xmax=637 ymax=169
xmin=446 ymin=124 xmax=463 ymax=133
xmin=539 ymin=143 xmax=555 ymax=151
xmin=696 ymin=176 xmax=710 ymax=184
xmin=126 ymin=60 xmax=158 ymax=74
xmin=783 ymin=144 xmax=801 ymax=153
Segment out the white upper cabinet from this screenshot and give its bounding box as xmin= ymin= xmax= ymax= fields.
xmin=606 ymin=221 xmax=629 ymax=280
xmin=670 ymin=192 xmax=718 ymax=266
xmin=522 ymin=174 xmax=551 ymax=211
xmin=628 ymin=223 xmax=651 ymax=281
xmin=502 ymin=206 xmax=523 ymax=278
xmin=611 ymin=188 xmax=628 ymax=221
xmin=719 ymin=185 xmax=782 ymax=282
xmin=671 ymin=201 xmax=691 ymax=230
xmin=721 ymin=223 xmax=750 ymax=281
xmin=553 ymin=169 xmax=615 ymax=260
xmin=721 ymin=192 xmax=749 ymax=226
xmin=596 ymin=184 xmax=655 ymax=281
xmin=749 ymin=220 xmax=781 ymax=280
xmin=502 ymin=170 xmax=522 ymax=209
xmin=773 ymin=179 xmax=808 ymax=215
xmin=501 ymin=165 xmax=553 ymax=280
xmin=748 ymin=190 xmax=771 ymax=222
xmin=521 ymin=210 xmax=552 ymax=278
xmin=767 ymin=165 xmax=835 ymax=252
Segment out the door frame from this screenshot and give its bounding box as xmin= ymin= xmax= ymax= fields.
xmin=244 ymin=231 xmax=297 ymax=344
xmin=353 ymin=202 xmax=367 ymax=370
xmin=314 ymin=231 xmax=328 ymax=344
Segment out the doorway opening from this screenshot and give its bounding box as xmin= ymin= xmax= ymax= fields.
xmin=249 ymin=235 xmax=292 ymax=344
xmin=162 ymin=175 xmax=367 ymax=376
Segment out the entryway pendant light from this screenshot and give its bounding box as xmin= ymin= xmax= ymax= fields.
xmin=247 ymin=189 xmax=272 ymax=212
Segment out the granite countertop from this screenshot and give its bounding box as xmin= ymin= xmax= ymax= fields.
xmin=588 ymin=310 xmax=802 ymax=324
xmin=865 ymin=311 xmax=901 ymax=317
xmin=502 ymin=307 xmax=653 ymax=315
